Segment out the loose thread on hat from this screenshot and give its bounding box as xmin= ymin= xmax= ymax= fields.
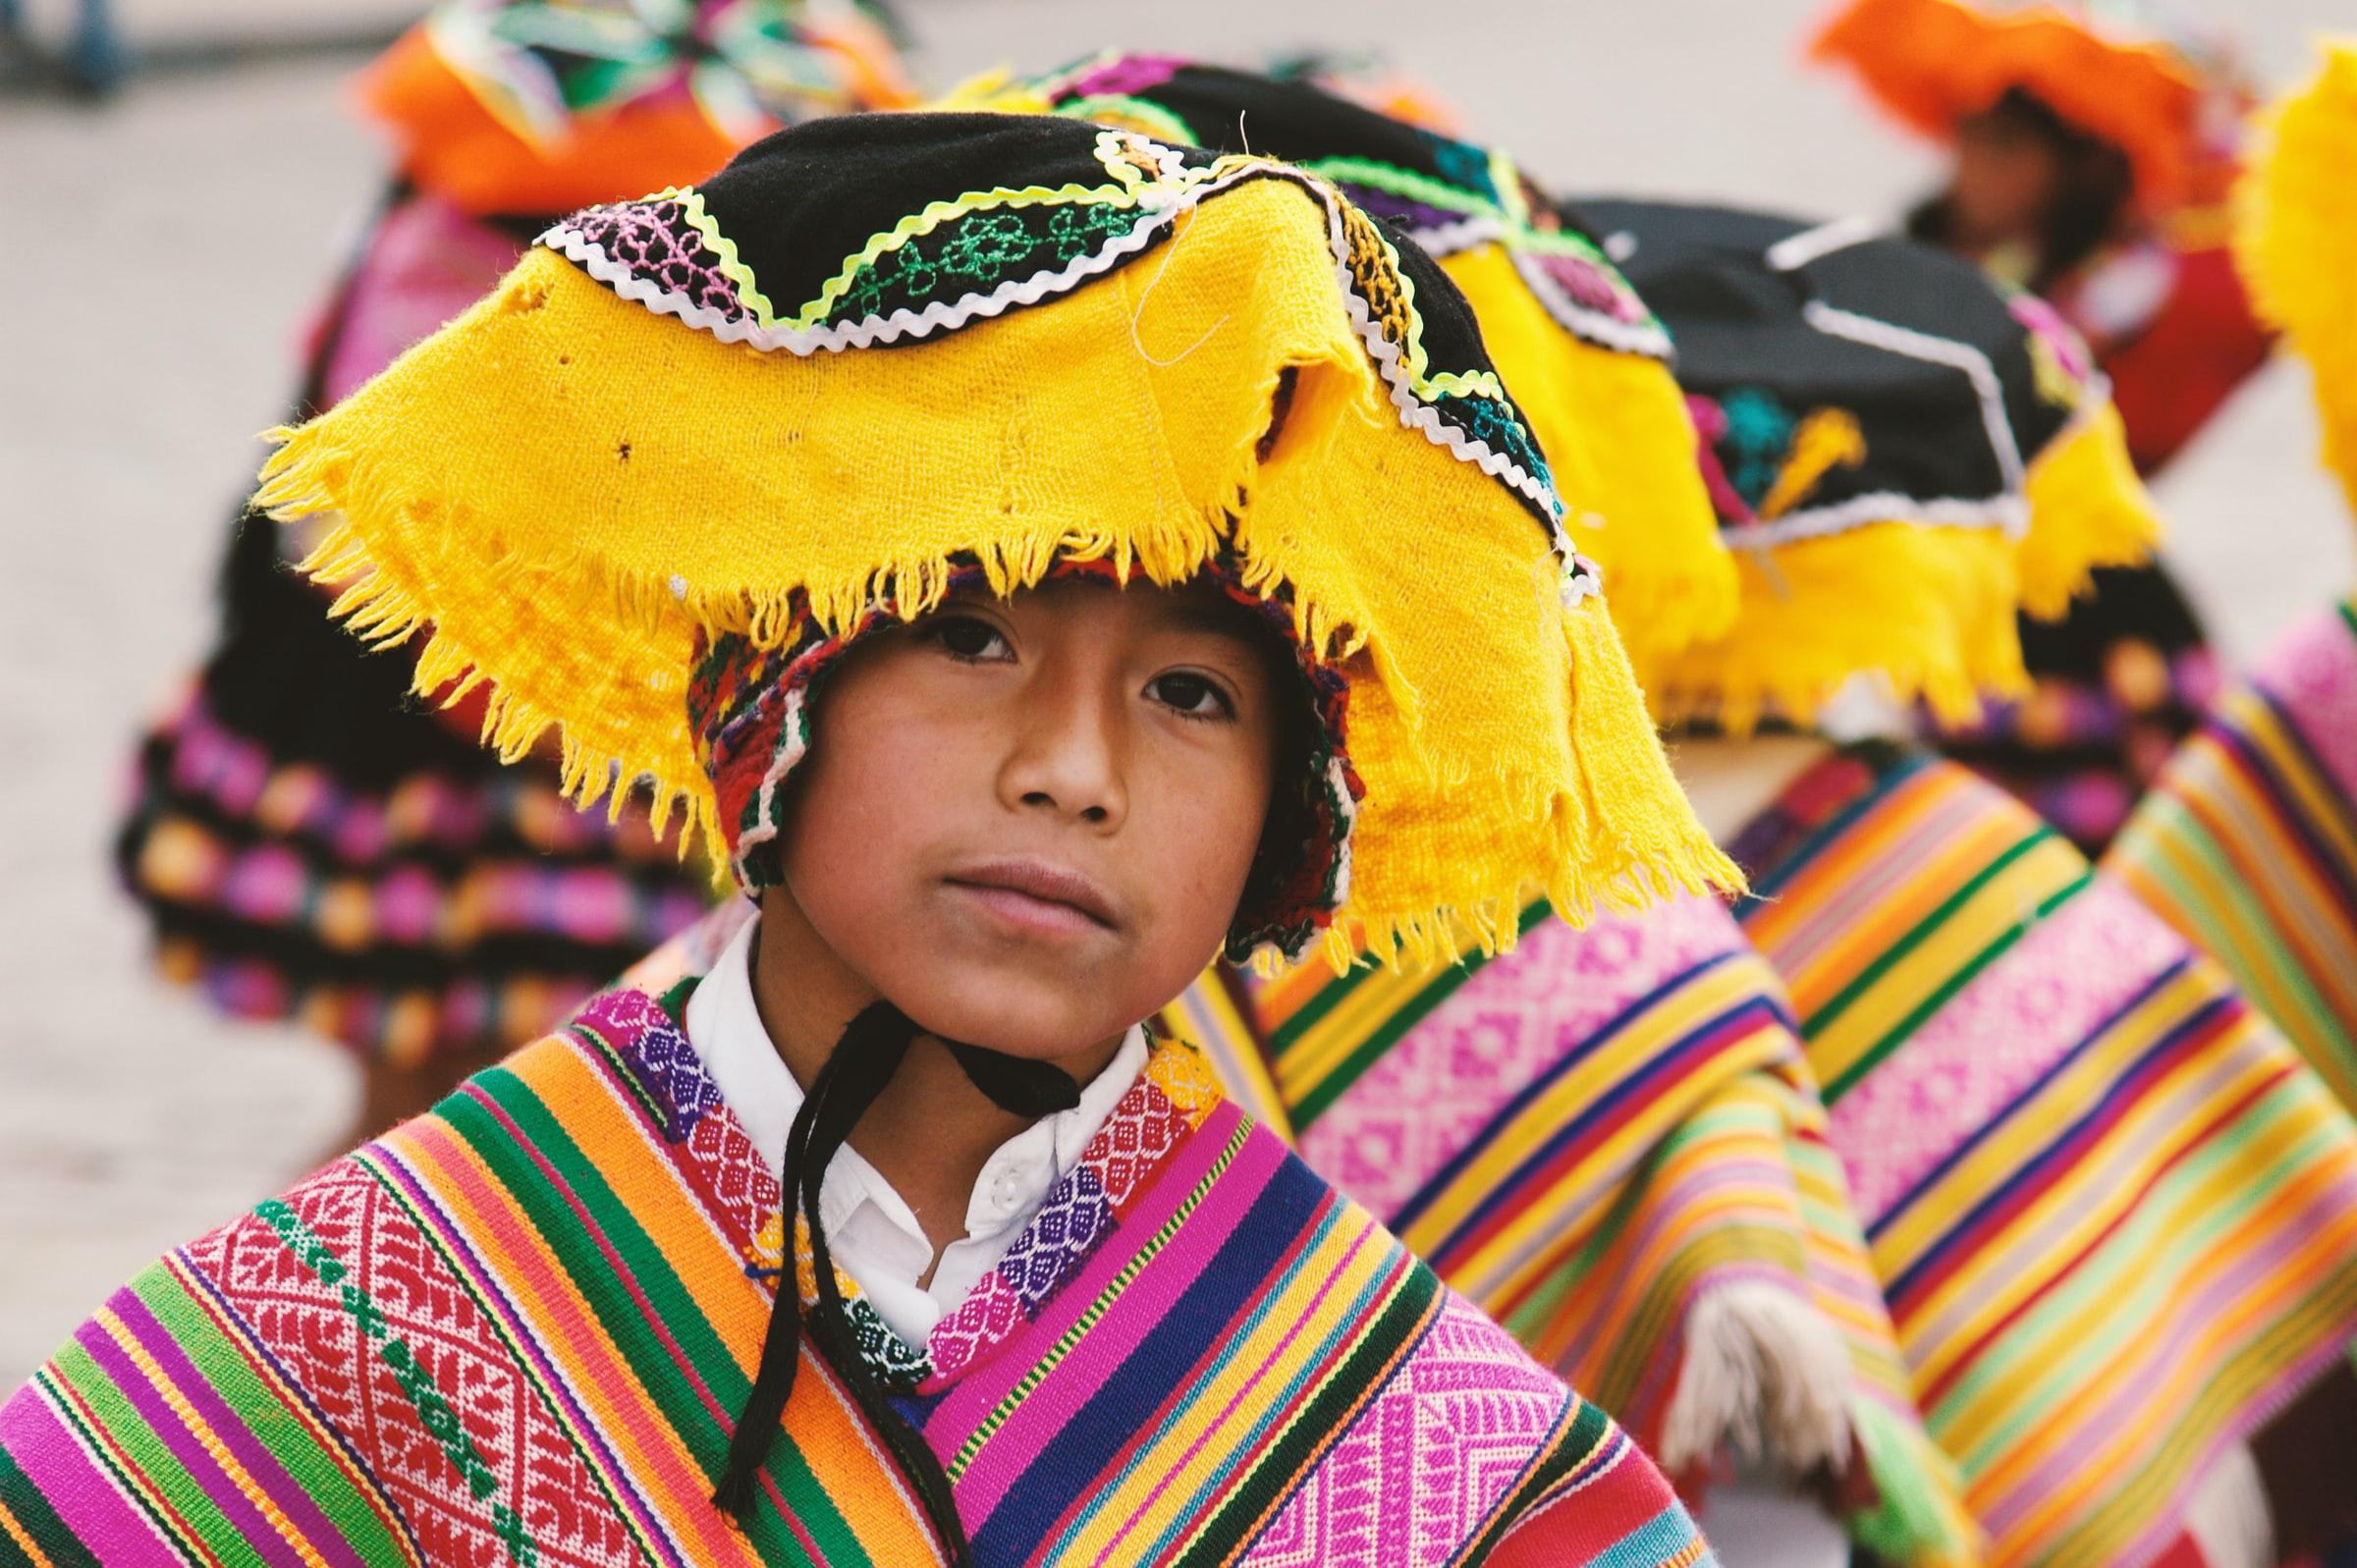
xmin=1130 ymin=205 xmax=1233 ymax=368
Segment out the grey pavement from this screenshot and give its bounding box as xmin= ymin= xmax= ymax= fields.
xmin=4 ymin=0 xmax=2354 ymax=1383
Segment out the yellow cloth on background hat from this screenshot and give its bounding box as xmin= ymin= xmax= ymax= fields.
xmin=1562 ymin=198 xmax=2160 ymax=731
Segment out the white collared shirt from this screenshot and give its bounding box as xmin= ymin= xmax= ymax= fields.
xmin=682 ymin=913 xmax=1148 ymax=1347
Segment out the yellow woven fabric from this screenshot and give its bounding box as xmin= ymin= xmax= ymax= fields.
xmin=1443 ymin=244 xmax=1738 ymax=659
xmin=2012 ymin=401 xmax=2165 ymax=619
xmin=257 ymin=170 xmax=1737 ymax=966
xmin=1634 ymin=399 xmax=2155 ymax=731
xmin=2240 ymin=41 xmax=2357 ymax=519
xmin=1634 ymin=523 xmax=2028 ymax=732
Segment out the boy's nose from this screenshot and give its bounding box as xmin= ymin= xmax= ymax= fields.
xmin=997 ymin=673 xmax=1128 ymax=830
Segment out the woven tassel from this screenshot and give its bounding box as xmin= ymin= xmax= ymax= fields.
xmin=1658 ymin=1281 xmax=1854 ymax=1478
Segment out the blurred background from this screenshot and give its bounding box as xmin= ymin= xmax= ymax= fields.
xmin=2 ymin=0 xmax=2351 ymax=1384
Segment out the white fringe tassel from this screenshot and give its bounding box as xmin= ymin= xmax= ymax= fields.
xmin=1660 ymin=1281 xmax=1856 ymax=1478
xmin=2183 ymin=1441 xmax=2273 ymax=1568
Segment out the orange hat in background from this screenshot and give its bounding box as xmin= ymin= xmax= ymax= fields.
xmin=361 ymin=0 xmax=917 ymax=216
xmin=1808 ymin=0 xmax=2245 ymax=214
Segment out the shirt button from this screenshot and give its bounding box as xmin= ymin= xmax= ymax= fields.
xmin=991 ymin=1173 xmax=1021 ymax=1212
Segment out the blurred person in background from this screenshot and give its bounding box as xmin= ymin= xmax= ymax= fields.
xmin=112 ymin=0 xmax=913 ymax=1144
xmin=1812 ymin=0 xmax=2272 ymax=855
xmin=1590 ymin=194 xmax=2357 ymax=1568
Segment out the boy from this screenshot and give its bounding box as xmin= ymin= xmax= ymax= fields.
xmin=0 ymin=113 xmax=1731 ymax=1563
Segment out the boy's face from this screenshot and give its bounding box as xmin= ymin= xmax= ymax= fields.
xmin=772 ymin=576 xmax=1286 ymax=1059
xmin=1947 ymin=107 xmax=2064 ymax=250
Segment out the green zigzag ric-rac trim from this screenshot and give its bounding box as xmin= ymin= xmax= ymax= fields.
xmin=754 ymin=182 xmax=1138 ymax=331
xmin=827 ymin=199 xmax=1145 ymax=330
xmin=666 ymin=185 xmax=775 ymax=327
xmin=691 ymin=132 xmax=1243 ymax=334
xmin=1058 ymin=93 xmax=1200 ymax=148
xmin=943 ymin=1118 xmax=1252 ymax=1485
xmin=1352 ymin=213 xmax=1516 ymax=408
xmin=663 ymin=145 xmax=1545 ymax=479
xmin=1303 ymin=156 xmax=1492 ymax=222
xmin=1489 ymin=147 xmax=1535 ymax=229
xmin=1304 ymin=153 xmax=1657 ymax=333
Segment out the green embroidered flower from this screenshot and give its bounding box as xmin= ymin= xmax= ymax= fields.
xmin=828 ymin=201 xmax=1145 ymax=327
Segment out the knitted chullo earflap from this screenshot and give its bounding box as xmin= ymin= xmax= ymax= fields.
xmin=1571 ymin=198 xmax=2161 ymax=730
xmin=976 ymin=52 xmax=1738 ymax=661
xmin=361 ymin=0 xmax=916 ymax=217
xmin=2238 ymin=41 xmax=2357 ymax=520
xmin=256 ymin=112 xmax=1739 ymax=1543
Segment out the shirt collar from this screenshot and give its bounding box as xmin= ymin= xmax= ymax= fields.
xmin=680 ymin=909 xmax=1148 ymax=1247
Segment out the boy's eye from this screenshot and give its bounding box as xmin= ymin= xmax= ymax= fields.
xmin=923 ymin=615 xmax=1011 ymax=662
xmin=1148 ymin=672 xmax=1235 ymax=720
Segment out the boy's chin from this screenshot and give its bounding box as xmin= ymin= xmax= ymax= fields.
xmin=891 ymin=968 xmax=1144 ymax=1064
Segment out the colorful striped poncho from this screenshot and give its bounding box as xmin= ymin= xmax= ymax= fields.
xmin=1729 ymin=738 xmax=2357 ymax=1568
xmin=1159 ymin=895 xmax=1975 ymax=1567
xmin=2109 ymin=598 xmax=2357 ymax=1113
xmin=0 ymin=981 xmax=1717 ymax=1567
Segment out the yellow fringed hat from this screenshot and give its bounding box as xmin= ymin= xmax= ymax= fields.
xmin=257 ymin=112 xmax=1737 ymax=969
xmin=1570 ymin=200 xmax=2160 ymax=730
xmin=967 ymin=53 xmax=1738 ymax=662
xmin=2238 ymin=41 xmax=2357 ymax=519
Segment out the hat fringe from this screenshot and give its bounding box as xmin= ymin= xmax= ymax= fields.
xmin=1441 ymin=245 xmax=1741 ymax=661
xmin=1633 ymin=523 xmax=2029 ymax=733
xmin=278 ymin=410 xmax=1737 ymax=979
xmin=1321 ymin=601 xmax=1742 ymax=975
xmin=261 ymin=419 xmax=1389 ymax=861
xmin=2013 ymin=400 xmax=2164 ymax=620
xmin=1539 ymin=339 xmax=1741 ymax=660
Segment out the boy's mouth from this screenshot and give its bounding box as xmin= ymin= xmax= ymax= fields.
xmin=943 ymin=858 xmax=1122 ymax=936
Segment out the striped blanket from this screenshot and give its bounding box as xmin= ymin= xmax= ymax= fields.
xmin=2110 ymin=598 xmax=2357 ymax=1113
xmin=1731 ymin=739 xmax=2357 ymax=1568
xmin=0 ymin=981 xmax=1715 ymax=1567
xmin=1160 ymin=895 xmax=1973 ymax=1567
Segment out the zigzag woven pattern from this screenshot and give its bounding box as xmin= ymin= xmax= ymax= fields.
xmin=1158 ymin=895 xmax=1972 ymax=1564
xmin=0 ymin=983 xmax=1715 ymax=1566
xmin=2109 ymin=598 xmax=2357 ymax=1112
xmin=1732 ymin=740 xmax=2357 ymax=1568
